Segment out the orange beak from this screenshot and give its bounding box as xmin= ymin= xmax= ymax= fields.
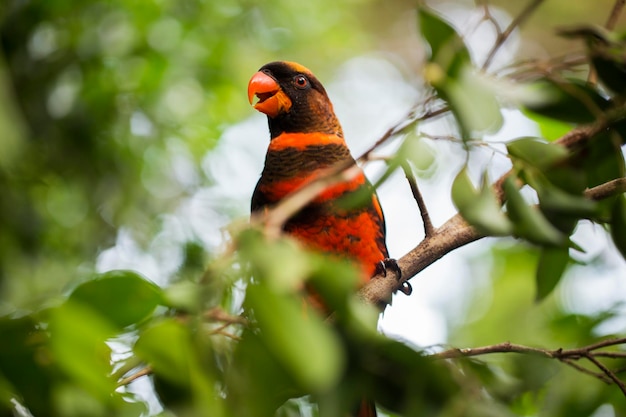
xmin=247 ymin=71 xmax=292 ymax=118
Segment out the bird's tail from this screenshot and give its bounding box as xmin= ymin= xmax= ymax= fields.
xmin=356 ymin=399 xmax=377 ymax=417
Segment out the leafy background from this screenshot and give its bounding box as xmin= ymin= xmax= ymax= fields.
xmin=1 ymin=0 xmax=626 ymax=416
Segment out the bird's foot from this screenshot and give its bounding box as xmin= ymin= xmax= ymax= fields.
xmin=375 ymin=258 xmax=412 ymax=295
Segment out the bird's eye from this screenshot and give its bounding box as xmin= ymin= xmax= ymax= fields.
xmin=294 ymin=75 xmax=309 ymax=89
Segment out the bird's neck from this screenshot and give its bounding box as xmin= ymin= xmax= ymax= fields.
xmin=267 ymin=132 xmax=347 ymax=152
xmin=267 ymin=108 xmax=343 ymax=139
xmin=260 ymin=132 xmax=354 ymax=185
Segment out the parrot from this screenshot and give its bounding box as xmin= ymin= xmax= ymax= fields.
xmin=248 ymin=61 xmax=396 ymax=417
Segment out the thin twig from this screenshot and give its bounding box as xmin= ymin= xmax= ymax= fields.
xmin=356 ymin=105 xmax=449 ymax=164
xmin=594 ymin=352 xmax=626 ymax=358
xmin=605 ymin=0 xmax=626 ymax=30
xmin=204 ymin=307 xmax=248 ymax=326
xmin=504 ymin=53 xmax=588 ymax=82
xmin=579 ymin=337 xmax=626 ymax=352
xmin=209 ymin=325 xmax=242 ymax=340
xmin=117 ymin=366 xmax=152 ymax=387
xmin=482 ymin=0 xmax=547 ymax=70
xmin=111 ymin=356 xmax=144 ymax=382
xmin=432 ymin=341 xmax=550 ymax=359
xmin=584 ymin=353 xmax=626 ymax=396
xmin=560 ymin=358 xmax=613 ymax=384
xmin=401 ymin=162 xmax=435 ymax=237
xmin=478 ymin=0 xmax=503 ymax=38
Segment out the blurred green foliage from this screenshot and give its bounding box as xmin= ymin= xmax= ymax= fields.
xmin=1 ymin=0 xmax=626 ymax=416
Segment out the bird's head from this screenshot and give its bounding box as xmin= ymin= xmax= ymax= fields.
xmin=247 ymin=61 xmax=343 ymax=138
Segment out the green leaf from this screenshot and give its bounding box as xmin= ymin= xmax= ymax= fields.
xmin=49 ymin=301 xmax=117 ymax=400
xmin=69 ymin=270 xmax=163 ymax=329
xmin=53 ymin=384 xmax=148 ymax=417
xmin=524 ymin=78 xmax=609 ymax=124
xmin=559 ymin=25 xmax=626 ymax=96
xmin=346 ymin=336 xmax=458 ymax=415
xmin=134 ymin=319 xmax=196 ymax=387
xmin=443 ymin=69 xmax=503 ymax=136
xmin=0 ymin=316 xmax=53 ymax=416
xmin=307 ymin=255 xmax=361 ymax=313
xmin=503 ymin=177 xmax=566 ymax=246
xmin=592 ymin=50 xmax=626 ymax=97
xmin=419 ymin=9 xmax=502 ymax=140
xmin=238 ymin=229 xmax=312 ymax=292
xmin=0 ymin=376 xmax=12 ymax=411
xmin=246 ymin=284 xmax=344 ymax=392
xmin=418 ymin=7 xmax=471 ymax=79
xmin=420 ymin=8 xmax=502 ymax=139
xmin=451 ymin=167 xmax=513 ymax=236
xmin=134 ymin=319 xmax=222 ymax=414
xmin=543 ymin=166 xmax=588 ymax=194
xmin=613 ymin=116 xmax=626 ymax=145
xmin=569 ymin=129 xmax=625 ymax=222
xmin=610 ymin=196 xmax=626 ymax=259
xmin=397 ymin=135 xmax=437 ymax=174
xmin=459 ymin=358 xmax=497 ymax=386
xmin=537 ymin=182 xmax=598 ymax=217
xmin=507 ymin=137 xmax=569 ymax=170
xmin=521 ymin=109 xmax=573 ymax=142
xmin=162 ymin=280 xmax=202 ymax=312
xmin=576 ymin=129 xmax=626 ymax=189
xmin=525 ymin=169 xmax=597 ymax=225
xmin=535 ymin=246 xmax=569 ymax=302
xmin=228 ymin=330 xmax=300 ymax=417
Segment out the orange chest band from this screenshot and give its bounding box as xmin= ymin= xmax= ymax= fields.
xmin=269 ymin=132 xmax=347 ymax=152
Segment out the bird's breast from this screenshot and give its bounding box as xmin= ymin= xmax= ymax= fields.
xmin=256 ymin=169 xmax=367 ymax=204
xmin=258 ymin=132 xmax=357 ymax=202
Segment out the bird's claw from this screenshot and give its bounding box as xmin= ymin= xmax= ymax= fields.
xmin=398 ymin=281 xmax=413 ymax=295
xmin=375 ymin=258 xmax=412 ymax=296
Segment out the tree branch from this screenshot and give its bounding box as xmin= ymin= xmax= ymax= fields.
xmin=586 ymin=178 xmax=626 ymax=201
xmin=560 ymin=358 xmax=613 ymax=384
xmin=357 ymin=105 xmax=449 ymax=165
xmin=477 ymin=0 xmax=503 ymax=40
xmin=204 ymin=307 xmax=249 ymax=325
xmin=401 ymin=162 xmax=435 ymax=237
xmin=359 ymin=107 xmax=626 ymax=307
xmin=432 ymin=338 xmax=626 ymax=360
xmin=431 ymin=338 xmax=626 ymax=396
xmin=584 ymin=353 xmax=626 ymax=396
xmin=432 ymin=341 xmax=550 ymax=359
xmin=117 ymin=366 xmax=152 ymax=387
xmin=482 ymin=0 xmax=547 ymax=71
xmin=358 ymin=213 xmax=482 ymax=306
xmin=605 ymin=0 xmax=626 ymax=31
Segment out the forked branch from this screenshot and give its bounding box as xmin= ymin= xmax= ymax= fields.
xmin=481 ymin=0 xmax=547 ymax=70
xmin=432 ymin=338 xmax=626 ymax=396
